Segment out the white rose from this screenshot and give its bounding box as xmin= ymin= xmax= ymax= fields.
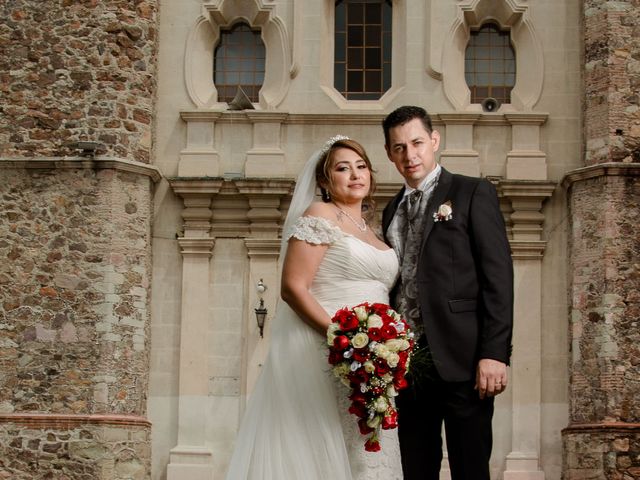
xmin=363 ymin=361 xmax=375 ymax=373
xmin=386 ymin=339 xmax=410 ymax=351
xmin=354 ymin=306 xmax=369 ymax=322
xmin=351 ymin=332 xmax=370 ymax=349
xmin=384 ymin=339 xmax=403 ymax=352
xmin=373 ymin=396 xmax=388 ymax=413
xmin=327 ymin=333 xmax=336 ymax=346
xmin=374 ymin=344 xmax=390 ymax=359
xmin=386 ymin=352 xmax=400 ymax=368
xmin=366 ymin=415 xmax=381 ymax=428
xmin=438 ymin=203 xmax=453 ymax=218
xmin=381 ymin=373 xmax=393 ymax=384
xmin=333 ymin=364 xmax=349 ymax=378
xmin=367 ymin=314 xmax=384 ymax=329
xmin=386 ymin=385 xmax=398 ymax=397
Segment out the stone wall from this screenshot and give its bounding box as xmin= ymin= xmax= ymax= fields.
xmin=0 ymin=166 xmax=155 ymax=478
xmin=0 ymin=0 xmax=159 ymax=477
xmin=583 ymin=0 xmax=640 ymax=165
xmin=563 ymin=171 xmax=640 ymax=478
xmin=564 ymin=0 xmax=640 ymax=477
xmin=0 ymin=0 xmax=158 ymax=161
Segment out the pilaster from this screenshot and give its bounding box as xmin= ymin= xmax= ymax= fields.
xmin=500 ymin=180 xmax=555 ymax=480
xmin=167 ymin=179 xmax=221 ymax=480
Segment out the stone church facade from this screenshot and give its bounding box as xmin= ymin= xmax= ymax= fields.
xmin=0 ymin=0 xmax=638 ymax=479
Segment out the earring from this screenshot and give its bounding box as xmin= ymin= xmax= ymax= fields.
xmin=321 ymin=188 xmax=331 ymax=202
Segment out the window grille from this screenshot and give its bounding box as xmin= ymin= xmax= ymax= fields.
xmin=214 ymin=23 xmax=265 ymax=103
xmin=465 ymin=23 xmax=515 ymax=105
xmin=334 ymin=0 xmax=392 ymax=100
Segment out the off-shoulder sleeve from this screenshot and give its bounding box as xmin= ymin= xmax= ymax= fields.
xmin=285 ymin=216 xmax=344 ymax=245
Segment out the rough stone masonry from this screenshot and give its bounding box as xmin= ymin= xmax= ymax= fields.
xmin=0 ymin=0 xmax=159 ymax=478
xmin=563 ymin=0 xmax=640 ymax=478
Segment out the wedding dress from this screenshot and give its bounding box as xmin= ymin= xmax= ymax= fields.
xmin=224 ymin=215 xmax=402 ymax=480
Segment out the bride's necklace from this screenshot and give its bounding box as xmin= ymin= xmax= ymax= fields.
xmin=333 ymin=203 xmax=367 ymax=232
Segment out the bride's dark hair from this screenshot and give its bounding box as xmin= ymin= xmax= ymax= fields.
xmin=315 ymin=138 xmax=377 ymax=222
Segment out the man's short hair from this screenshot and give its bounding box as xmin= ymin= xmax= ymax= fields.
xmin=382 ymin=106 xmax=434 ymax=146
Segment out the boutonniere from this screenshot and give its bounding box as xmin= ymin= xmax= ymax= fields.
xmin=433 ymin=201 xmax=453 ymax=222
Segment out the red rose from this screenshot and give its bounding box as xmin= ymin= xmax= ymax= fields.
xmin=328 ymin=350 xmax=343 ymax=365
xmin=353 ymin=349 xmax=369 ymax=363
xmin=333 ymin=335 xmax=350 ymax=351
xmin=338 ymin=312 xmax=359 ymax=331
xmin=381 ymin=313 xmax=394 ymax=325
xmin=381 ymin=324 xmax=397 ymax=340
xmin=398 ymin=351 xmax=409 ymax=369
xmin=348 ymin=402 xmax=367 ymax=418
xmin=349 ymin=391 xmax=367 ymax=404
xmin=358 ymin=418 xmax=375 ymax=435
xmin=375 ymin=360 xmax=390 ymax=376
xmin=349 ymin=369 xmax=370 ymax=386
xmin=365 ymin=438 xmax=381 ymax=452
xmin=393 ymin=372 xmax=408 ymax=390
xmin=371 ymin=303 xmax=388 ymax=315
xmin=368 ymin=328 xmax=383 ymax=342
xmin=382 ymin=409 xmax=398 ymax=430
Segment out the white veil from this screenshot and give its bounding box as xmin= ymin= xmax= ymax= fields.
xmin=225 ymin=138 xmax=353 ymax=480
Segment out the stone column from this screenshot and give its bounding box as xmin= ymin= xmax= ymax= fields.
xmin=562 ymin=164 xmax=640 ymax=479
xmin=501 ymin=181 xmax=555 ymax=480
xmin=562 ymin=0 xmax=640 ymax=477
xmin=167 ymin=180 xmax=222 ymax=480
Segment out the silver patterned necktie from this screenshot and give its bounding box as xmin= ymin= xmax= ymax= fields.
xmin=406 ymin=189 xmax=423 ymax=224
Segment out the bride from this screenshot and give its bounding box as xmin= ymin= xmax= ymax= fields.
xmin=224 ymin=136 xmax=403 ymax=480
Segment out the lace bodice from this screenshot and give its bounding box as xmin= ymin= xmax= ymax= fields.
xmin=287 ymin=216 xmax=399 ymax=316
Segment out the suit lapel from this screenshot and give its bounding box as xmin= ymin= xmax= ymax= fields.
xmin=420 ymin=167 xmax=453 ymax=251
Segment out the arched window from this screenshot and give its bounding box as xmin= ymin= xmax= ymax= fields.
xmin=465 ymin=23 xmax=515 ymax=105
xmin=214 ymin=23 xmax=265 ymax=103
xmin=334 ymin=0 xmax=392 ymax=100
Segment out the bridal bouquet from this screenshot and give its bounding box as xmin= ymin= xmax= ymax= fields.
xmin=327 ymin=302 xmax=415 ymax=452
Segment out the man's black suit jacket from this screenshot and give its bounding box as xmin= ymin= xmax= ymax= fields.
xmin=382 ymin=167 xmax=513 ymax=382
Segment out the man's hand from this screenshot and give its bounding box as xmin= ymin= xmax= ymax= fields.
xmin=475 ymin=358 xmax=508 ymax=399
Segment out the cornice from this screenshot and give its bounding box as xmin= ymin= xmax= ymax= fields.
xmin=0 ymin=413 xmax=151 ymax=429
xmin=499 ymin=180 xmax=557 ymax=198
xmin=562 ymin=421 xmax=640 ymax=435
xmin=504 ymin=113 xmax=549 ymax=125
xmin=177 ymin=110 xmax=552 ymax=127
xmin=0 ymin=157 xmax=162 ymax=183
xmin=562 ymin=162 xmax=640 ymax=189
xmin=509 ymin=240 xmax=547 ymax=260
xmin=244 ymin=238 xmax=282 ymax=258
xmin=177 ymin=237 xmax=216 ymax=257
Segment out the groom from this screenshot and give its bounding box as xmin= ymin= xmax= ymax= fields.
xmin=381 ymin=106 xmax=513 ymax=480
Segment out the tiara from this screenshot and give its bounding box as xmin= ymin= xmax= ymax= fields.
xmin=320 ymin=135 xmax=350 ymax=155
